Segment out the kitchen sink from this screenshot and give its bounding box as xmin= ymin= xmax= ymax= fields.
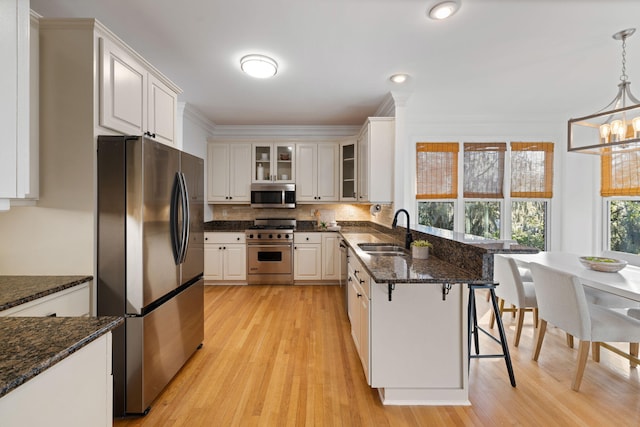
xmin=358 ymin=243 xmax=410 ymax=256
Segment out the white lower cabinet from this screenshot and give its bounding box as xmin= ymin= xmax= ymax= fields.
xmin=370 ymin=282 xmax=465 ymax=390
xmin=294 ymin=233 xmax=322 ymax=281
xmin=347 ymin=249 xmax=469 ymax=405
xmin=347 ymin=249 xmax=371 ymax=382
xmin=0 ymin=333 xmax=113 ymax=427
xmin=321 ymin=233 xmax=341 ymax=281
xmin=204 ymin=232 xmax=246 ymax=282
xmin=294 ymin=232 xmax=341 ymax=282
xmin=0 ymin=281 xmax=91 ymax=317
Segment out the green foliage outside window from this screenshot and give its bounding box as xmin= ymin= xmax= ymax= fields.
xmin=511 ymin=201 xmax=546 ymax=250
xmin=417 ymin=202 xmax=454 ymax=230
xmin=464 ymin=201 xmax=500 ymax=239
xmin=610 ymin=200 xmax=640 ymax=254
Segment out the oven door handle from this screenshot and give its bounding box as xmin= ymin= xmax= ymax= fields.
xmin=249 ymin=244 xmax=293 ymax=249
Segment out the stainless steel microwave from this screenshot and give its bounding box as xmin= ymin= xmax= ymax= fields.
xmin=250 ymin=183 xmax=296 ymax=208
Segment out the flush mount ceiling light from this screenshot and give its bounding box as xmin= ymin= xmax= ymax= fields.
xmin=427 ymin=1 xmax=460 ymax=20
xmin=390 ymin=74 xmax=409 ymax=83
xmin=240 ymin=54 xmax=278 ymax=78
xmin=568 ymin=28 xmax=640 ymax=154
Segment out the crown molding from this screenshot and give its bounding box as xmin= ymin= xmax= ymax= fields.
xmin=211 ymin=125 xmax=361 ymax=140
xmin=181 ymin=103 xmax=216 ymax=135
xmin=374 ymin=93 xmax=396 ymax=117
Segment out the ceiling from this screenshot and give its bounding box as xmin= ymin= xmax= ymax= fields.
xmin=29 ymin=0 xmax=640 ymax=127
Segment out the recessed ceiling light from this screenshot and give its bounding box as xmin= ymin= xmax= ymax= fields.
xmin=428 ymin=1 xmax=460 ymax=20
xmin=390 ymin=74 xmax=409 ymax=83
xmin=240 ymin=54 xmax=278 ymax=78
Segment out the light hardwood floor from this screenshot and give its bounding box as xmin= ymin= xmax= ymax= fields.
xmin=114 ymin=285 xmax=640 ymax=426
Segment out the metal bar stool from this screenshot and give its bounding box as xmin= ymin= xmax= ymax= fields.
xmin=468 ymin=283 xmax=516 ymax=387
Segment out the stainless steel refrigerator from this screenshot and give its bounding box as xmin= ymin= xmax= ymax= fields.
xmin=96 ymin=135 xmax=204 ymax=416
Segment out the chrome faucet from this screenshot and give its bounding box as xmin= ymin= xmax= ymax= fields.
xmin=392 ymin=209 xmax=413 ymax=249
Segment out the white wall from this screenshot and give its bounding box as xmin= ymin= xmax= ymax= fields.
xmin=179 ymin=103 xmax=216 ymax=221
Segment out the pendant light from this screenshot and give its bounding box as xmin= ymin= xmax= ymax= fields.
xmin=568 ymin=28 xmax=640 ymax=154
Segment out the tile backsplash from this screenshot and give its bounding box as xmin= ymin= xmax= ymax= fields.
xmin=210 ymin=203 xmax=395 ymax=228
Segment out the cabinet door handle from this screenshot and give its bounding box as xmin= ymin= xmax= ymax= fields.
xmin=218 ymin=247 xmax=222 ymax=250
xmin=357 ymin=293 xmax=362 ymax=298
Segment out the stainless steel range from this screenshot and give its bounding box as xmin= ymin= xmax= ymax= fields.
xmin=246 ymin=219 xmax=296 ymax=285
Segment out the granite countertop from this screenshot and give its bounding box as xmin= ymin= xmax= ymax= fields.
xmin=0 ymin=316 xmax=123 ymax=398
xmin=0 ymin=276 xmax=93 ymax=311
xmin=341 ymin=232 xmax=491 ymax=284
xmin=0 ymin=276 xmax=93 ymax=312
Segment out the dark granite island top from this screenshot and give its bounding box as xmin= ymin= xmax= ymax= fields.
xmin=0 ymin=316 xmax=123 ymax=398
xmin=0 ymin=275 xmax=93 ymax=312
xmin=341 ymin=233 xmax=491 ymax=284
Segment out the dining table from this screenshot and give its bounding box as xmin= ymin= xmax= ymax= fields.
xmin=508 ymin=252 xmax=640 ymax=303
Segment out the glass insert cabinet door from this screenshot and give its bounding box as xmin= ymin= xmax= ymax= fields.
xmin=340 ymin=141 xmax=357 ymax=201
xmin=252 ymin=143 xmax=295 ymax=183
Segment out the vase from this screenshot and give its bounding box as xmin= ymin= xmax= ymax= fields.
xmin=412 ymin=246 xmax=429 ymax=259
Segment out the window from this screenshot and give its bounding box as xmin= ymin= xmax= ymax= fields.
xmin=512 ymin=201 xmax=547 ymax=250
xmin=609 ymin=200 xmax=640 ymax=254
xmin=416 ymin=143 xmax=458 ymax=230
xmin=418 ymin=201 xmax=454 ymax=230
xmin=463 ymin=143 xmax=505 ymax=238
xmin=415 ymin=141 xmax=554 ymax=247
xmin=416 ymin=143 xmax=458 ymax=199
xmin=602 ymin=151 xmax=640 ymax=253
xmin=463 ymin=143 xmax=506 ymax=198
xmin=511 ymin=142 xmax=554 ymax=198
xmin=509 ymin=142 xmax=553 ymax=250
xmin=601 ymin=151 xmax=640 ymax=196
xmin=465 ymin=201 xmax=501 ymax=238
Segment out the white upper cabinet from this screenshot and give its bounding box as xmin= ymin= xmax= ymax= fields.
xmin=296 ymin=143 xmax=339 ymax=202
xmin=340 ymin=140 xmax=357 ymax=201
xmin=0 ymin=0 xmax=33 ymax=209
xmin=207 ymin=143 xmax=252 ymax=203
xmin=357 ymin=118 xmax=394 ymax=203
xmin=252 ymin=143 xmax=295 ymax=183
xmin=100 ymin=33 xmax=179 ymax=146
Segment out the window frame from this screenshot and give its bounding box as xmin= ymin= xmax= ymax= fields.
xmin=415 ymin=140 xmax=553 ymax=247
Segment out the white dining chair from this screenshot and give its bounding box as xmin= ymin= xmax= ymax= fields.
xmin=581 ymin=250 xmax=640 ymax=366
xmin=529 ymin=262 xmax=640 ymax=391
xmin=489 ymin=255 xmax=538 ymax=347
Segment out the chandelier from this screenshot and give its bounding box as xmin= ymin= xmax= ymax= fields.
xmin=568 ymin=28 xmax=640 ymax=154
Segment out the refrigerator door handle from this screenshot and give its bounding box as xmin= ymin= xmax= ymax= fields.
xmin=170 ymin=172 xmax=182 ymax=265
xmin=178 ymin=172 xmax=190 ymax=264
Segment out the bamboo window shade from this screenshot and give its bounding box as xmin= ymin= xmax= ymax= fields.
xmin=463 ymin=142 xmax=506 ymax=198
xmin=601 ymin=150 xmax=640 ymax=196
xmin=510 ymin=142 xmax=554 ymax=198
xmin=416 ymin=143 xmax=458 ymax=199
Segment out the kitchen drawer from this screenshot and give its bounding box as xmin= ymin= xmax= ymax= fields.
xmin=294 ymin=233 xmax=322 ymax=244
xmin=205 ymin=232 xmax=246 ymax=244
xmin=1 ymin=282 xmax=91 ymax=317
